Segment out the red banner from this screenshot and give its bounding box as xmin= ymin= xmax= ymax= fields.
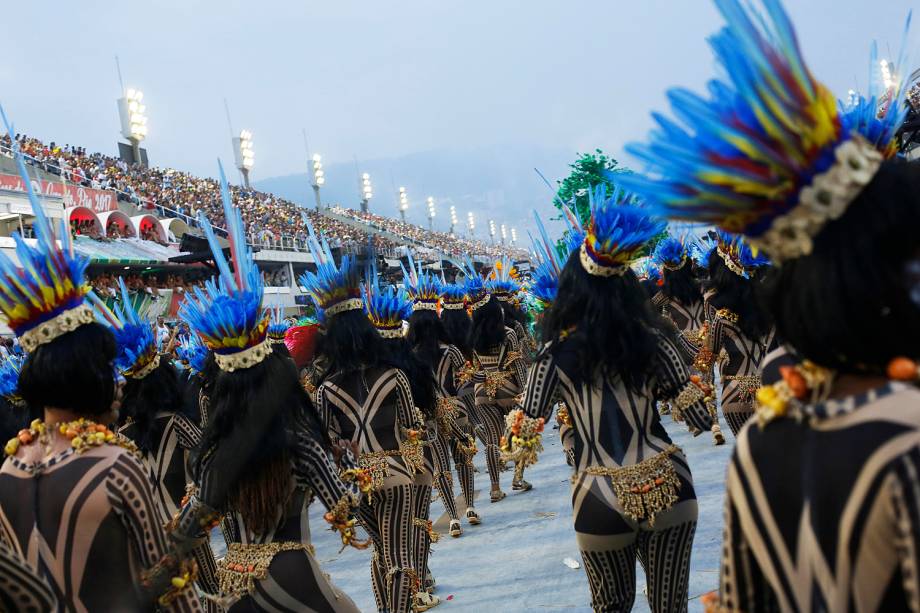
xmin=0 ymin=173 xmax=118 ymax=213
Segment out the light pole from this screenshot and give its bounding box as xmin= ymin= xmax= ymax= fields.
xmin=360 ymin=173 xmax=373 ymax=213
xmin=232 ymin=130 xmax=254 ymax=188
xmin=500 ymin=224 xmax=507 ymax=245
xmin=398 ymin=187 xmax=409 ymax=221
xmin=426 ymin=197 xmax=436 ymax=231
xmin=449 ymin=206 xmax=458 ymax=235
xmin=510 ymin=227 xmax=517 ymax=245
xmin=117 ymin=88 xmax=148 ymax=165
xmin=467 ymin=212 xmax=475 ymax=237
xmin=488 ymin=220 xmax=496 ymax=244
xmin=311 ymin=154 xmax=325 ymax=210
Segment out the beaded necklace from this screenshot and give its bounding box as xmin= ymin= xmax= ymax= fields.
xmin=4 ymin=418 xmax=139 ymax=458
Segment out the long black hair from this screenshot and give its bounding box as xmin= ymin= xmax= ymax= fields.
xmin=760 ymin=158 xmax=920 ymax=374
xmin=121 ymin=360 xmax=188 ymax=453
xmin=468 ymin=296 xmax=506 ymax=354
xmin=19 ymin=322 xmax=117 ymax=418
xmin=440 ymin=307 xmax=472 ymax=358
xmin=196 ymin=349 xmax=327 ymax=535
xmin=706 ymin=252 xmax=771 ymax=340
xmin=322 ymin=309 xmax=396 ymax=374
xmin=661 ymin=259 xmax=702 ymax=307
xmin=499 ymin=299 xmax=529 ymax=331
xmin=407 ymin=310 xmax=448 ymax=371
xmin=542 ymin=251 xmax=661 ymax=391
xmin=381 ymin=333 xmax=437 ymax=419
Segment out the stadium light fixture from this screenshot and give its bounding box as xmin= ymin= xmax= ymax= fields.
xmin=310 ymin=153 xmax=325 ymax=209
xmin=232 ymin=129 xmax=254 ymax=188
xmin=488 ymin=219 xmax=496 ymax=244
xmin=510 ymin=227 xmax=517 ymax=245
xmin=398 ymin=187 xmax=409 ymax=222
xmin=500 ymin=223 xmax=507 ymax=244
xmin=467 ymin=211 xmax=475 ymax=237
xmin=449 ymin=205 xmax=458 ymax=235
xmin=117 ymin=88 xmax=148 ymax=165
xmin=427 ymin=197 xmax=436 ymax=231
xmin=360 ymin=173 xmax=373 ymax=213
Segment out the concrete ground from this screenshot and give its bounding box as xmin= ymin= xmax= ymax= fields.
xmin=304 ymin=417 xmax=734 ymax=612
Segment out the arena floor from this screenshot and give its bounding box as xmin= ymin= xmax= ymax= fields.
xmin=302 ymin=415 xmax=734 ymax=612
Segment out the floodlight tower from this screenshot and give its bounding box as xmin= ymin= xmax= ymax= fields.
xmin=310 ymin=154 xmax=325 ymax=210
xmin=232 ymin=130 xmax=254 ymax=188
xmin=117 ymin=88 xmax=148 ymax=165
xmin=500 ymin=224 xmax=507 ymax=245
xmin=426 ymin=197 xmax=436 ymax=231
xmin=467 ymin=212 xmax=475 ymax=237
xmin=360 ymin=173 xmax=373 ymax=213
xmin=449 ymin=206 xmax=458 ymax=235
xmin=510 ymin=227 xmax=518 ymax=245
xmin=488 ymin=220 xmax=496 ymax=244
xmin=398 ymin=187 xmax=409 ymax=221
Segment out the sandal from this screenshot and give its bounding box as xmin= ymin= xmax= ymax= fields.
xmin=415 ymin=591 xmax=441 ymax=611
xmin=512 ymin=479 xmax=532 ymax=492
xmin=712 ymin=425 xmax=726 ymax=446
xmin=449 ymin=519 xmax=462 ymax=537
xmin=490 ymin=489 xmax=506 ymax=503
xmin=465 ymin=507 xmax=481 ymax=525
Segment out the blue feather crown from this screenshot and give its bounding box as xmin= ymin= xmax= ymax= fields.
xmin=440 ymin=283 xmax=468 ymax=310
xmin=652 ymin=237 xmax=687 ymax=271
xmin=363 ymin=282 xmax=413 ymax=338
xmin=402 ymin=254 xmax=442 ymax=311
xmin=0 ymin=107 xmax=94 ymax=352
xmin=618 ymin=0 xmax=911 ymax=262
xmin=580 ymin=186 xmax=666 ymax=277
xmin=178 ymin=161 xmax=270 ymax=372
xmin=89 ymin=279 xmax=159 ymax=379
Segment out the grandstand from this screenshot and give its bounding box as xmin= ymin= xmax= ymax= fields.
xmin=0 ymin=132 xmax=529 ymax=325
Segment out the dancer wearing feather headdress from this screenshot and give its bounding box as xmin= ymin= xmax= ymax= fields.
xmin=91 ymin=280 xmax=221 ymax=607
xmin=403 ymin=257 xmax=481 ymax=542
xmin=467 ymin=260 xmax=531 ymax=501
xmin=516 ymin=190 xmax=714 ymax=611
xmin=621 ymin=0 xmax=920 ymax=609
xmin=363 ymin=273 xmax=443 ymax=611
xmin=490 ymin=258 xmax=535 ymax=361
xmin=304 ymin=235 xmax=425 ymax=613
xmin=0 ymin=110 xmax=202 ymax=611
xmin=694 ymin=232 xmax=775 ymax=437
xmin=170 ymin=162 xmax=361 ymax=612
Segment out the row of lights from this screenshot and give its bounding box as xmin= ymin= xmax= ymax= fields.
xmin=116 ymin=86 xmax=517 ymax=242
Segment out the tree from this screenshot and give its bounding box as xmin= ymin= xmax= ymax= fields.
xmin=554 ymin=149 xmax=625 ymax=224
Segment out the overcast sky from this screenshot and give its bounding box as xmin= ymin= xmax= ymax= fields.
xmin=2 ymin=0 xmax=915 ymax=185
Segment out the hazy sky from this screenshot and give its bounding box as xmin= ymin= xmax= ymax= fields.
xmin=2 ymin=0 xmax=915 ymax=184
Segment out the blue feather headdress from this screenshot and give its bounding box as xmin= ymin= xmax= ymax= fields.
xmin=363 ymin=279 xmax=413 ymax=338
xmin=176 ymin=333 xmax=209 ymax=375
xmin=459 ymin=259 xmax=490 ymax=311
xmin=715 ymin=230 xmax=771 ymax=277
xmin=0 ymin=355 xmax=24 ymax=405
xmin=266 ymin=305 xmax=290 ymax=342
xmin=178 ymin=161 xmax=270 ymax=372
xmin=88 ymin=279 xmax=159 ymax=379
xmin=0 ymin=106 xmax=94 ymax=352
xmin=652 ymin=236 xmax=688 ymax=271
xmin=298 ymin=220 xmax=363 ymax=320
xmin=439 ymin=282 xmax=468 ymax=311
xmin=618 ymin=0 xmax=910 ymax=262
xmin=580 ymin=186 xmax=666 ymax=277
xmin=487 ymin=257 xmax=522 ymax=303
xmin=401 ymin=253 xmax=442 ymax=311
xmin=527 ymin=209 xmax=581 ymax=310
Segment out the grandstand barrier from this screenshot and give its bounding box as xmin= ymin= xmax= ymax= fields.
xmin=98 ymin=210 xmax=136 ymax=238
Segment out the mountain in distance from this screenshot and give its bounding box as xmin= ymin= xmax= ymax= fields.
xmin=253 ymin=143 xmax=577 ymax=240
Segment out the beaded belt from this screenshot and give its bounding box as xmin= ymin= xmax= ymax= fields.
xmin=724 ymin=374 xmax=762 ymax=402
xmin=218 ymin=541 xmax=314 ymax=597
xmin=581 ymin=445 xmax=681 ymax=526
xmin=435 ymin=396 xmax=459 ymax=436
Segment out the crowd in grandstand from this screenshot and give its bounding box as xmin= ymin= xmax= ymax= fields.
xmin=0 ymin=133 xmax=526 ymax=259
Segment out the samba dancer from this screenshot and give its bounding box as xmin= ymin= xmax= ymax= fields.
xmin=621 ymin=1 xmax=920 ymax=607
xmin=509 ymin=191 xmax=713 ymax=611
